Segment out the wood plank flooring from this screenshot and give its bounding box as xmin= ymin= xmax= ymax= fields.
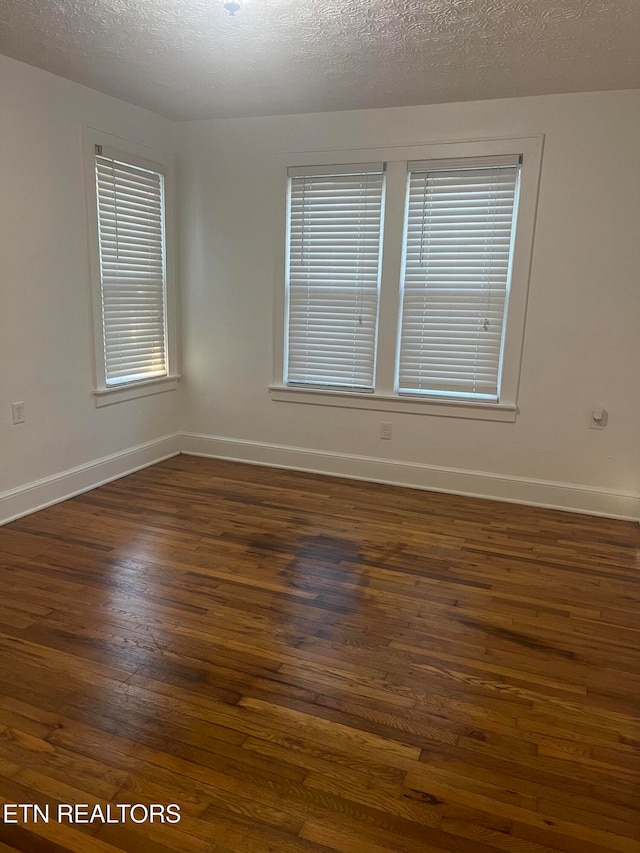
xmin=0 ymin=455 xmax=639 ymax=852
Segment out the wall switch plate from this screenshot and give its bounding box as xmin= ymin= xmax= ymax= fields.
xmin=12 ymin=402 xmax=25 ymax=424
xmin=380 ymin=422 xmax=392 ymax=440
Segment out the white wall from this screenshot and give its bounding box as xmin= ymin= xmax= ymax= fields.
xmin=0 ymin=56 xmax=180 ymax=518
xmin=176 ymin=90 xmax=640 ymax=518
xmin=1 ymin=59 xmax=637 ymax=522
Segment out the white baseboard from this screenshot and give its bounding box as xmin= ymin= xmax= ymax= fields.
xmin=180 ymin=432 xmax=640 ymax=522
xmin=3 ymin=431 xmax=637 ymax=526
xmin=0 ymin=434 xmax=181 ymax=526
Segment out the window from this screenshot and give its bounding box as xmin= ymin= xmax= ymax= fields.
xmin=398 ymin=156 xmax=520 ymax=401
xmin=96 ymin=153 xmax=167 ymax=386
xmin=286 ymin=164 xmax=385 ymax=391
xmin=272 ymin=138 xmax=542 ymax=421
xmin=85 ymin=130 xmax=178 ymax=406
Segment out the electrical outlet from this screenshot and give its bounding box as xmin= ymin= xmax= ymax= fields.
xmin=380 ymin=422 xmax=392 ymax=440
xmin=12 ymin=402 xmax=25 ymax=425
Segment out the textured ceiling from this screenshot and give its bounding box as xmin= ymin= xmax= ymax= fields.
xmin=1 ymin=0 xmax=639 ymax=120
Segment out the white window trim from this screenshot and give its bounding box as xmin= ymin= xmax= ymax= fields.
xmin=84 ymin=127 xmax=180 ymax=406
xmin=271 ymin=135 xmax=544 ymax=422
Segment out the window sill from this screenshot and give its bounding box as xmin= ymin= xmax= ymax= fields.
xmin=269 ymin=385 xmax=517 ymax=422
xmin=94 ymin=375 xmax=180 ymax=407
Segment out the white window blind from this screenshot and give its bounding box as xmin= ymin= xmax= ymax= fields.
xmin=286 ymin=164 xmax=385 ymax=390
xmin=95 ymin=151 xmax=168 ymax=386
xmin=398 ymin=156 xmax=521 ymax=401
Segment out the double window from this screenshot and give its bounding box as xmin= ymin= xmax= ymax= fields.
xmin=85 ymin=131 xmax=178 ymax=406
xmin=274 ymin=138 xmax=542 ymax=421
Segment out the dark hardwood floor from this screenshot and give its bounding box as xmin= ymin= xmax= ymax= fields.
xmin=0 ymin=455 xmax=639 ymax=852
